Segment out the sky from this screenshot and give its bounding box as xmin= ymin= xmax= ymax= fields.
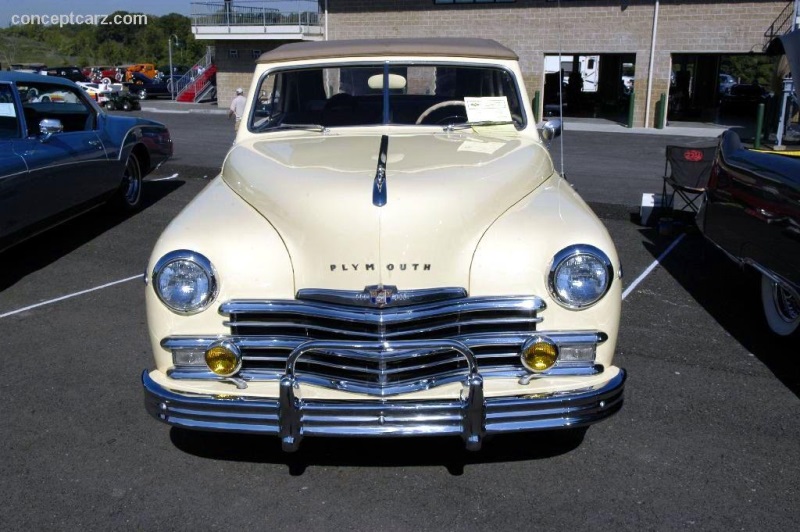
xmin=0 ymin=1 xmax=190 ymax=26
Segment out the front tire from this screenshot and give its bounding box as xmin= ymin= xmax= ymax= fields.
xmin=122 ymin=100 xmax=132 ymax=111
xmin=115 ymin=154 xmax=143 ymax=211
xmin=760 ymin=275 xmax=800 ymax=336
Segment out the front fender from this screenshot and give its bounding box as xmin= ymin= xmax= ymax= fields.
xmin=470 ymin=175 xmax=621 ymax=367
xmin=146 ymin=176 xmax=294 ymax=372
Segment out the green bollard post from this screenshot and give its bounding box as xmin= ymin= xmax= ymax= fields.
xmin=533 ymin=90 xmax=541 ymax=123
xmin=656 ymin=93 xmax=666 ymax=129
xmin=627 ymin=91 xmax=635 ymax=128
xmin=754 ymin=103 xmax=765 ymax=149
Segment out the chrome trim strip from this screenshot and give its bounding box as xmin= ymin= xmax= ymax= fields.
xmin=220 ymin=296 xmax=546 ymax=327
xmin=703 ymin=237 xmax=800 ymax=302
xmin=142 ymin=369 xmax=626 ymax=452
xmin=166 ymin=364 xmax=603 ymax=382
xmin=223 ymin=316 xmax=543 ymax=339
xmin=163 ymin=331 xmax=605 ymax=386
xmin=162 ymin=330 xmax=604 ymax=351
xmin=296 ymin=286 xmax=468 ymax=308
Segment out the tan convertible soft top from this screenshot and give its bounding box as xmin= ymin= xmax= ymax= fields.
xmin=257 ymin=38 xmax=519 ymax=64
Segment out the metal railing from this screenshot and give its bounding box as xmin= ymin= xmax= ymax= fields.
xmin=191 ymin=1 xmax=320 ymax=28
xmin=173 ymin=48 xmax=215 ymax=101
xmin=764 ymin=1 xmax=798 ymax=49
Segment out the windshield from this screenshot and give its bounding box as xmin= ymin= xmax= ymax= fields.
xmin=249 ymin=62 xmax=525 ymax=131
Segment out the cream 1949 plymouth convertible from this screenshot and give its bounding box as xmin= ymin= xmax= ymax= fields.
xmin=142 ymin=38 xmax=626 ymax=451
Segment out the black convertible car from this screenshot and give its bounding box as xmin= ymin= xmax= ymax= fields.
xmin=698 ymin=130 xmax=800 ymax=336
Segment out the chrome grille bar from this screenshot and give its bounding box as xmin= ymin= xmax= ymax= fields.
xmin=161 ymin=293 xmax=604 ymax=395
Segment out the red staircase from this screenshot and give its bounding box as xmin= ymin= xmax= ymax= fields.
xmin=176 ymin=64 xmax=217 ymax=102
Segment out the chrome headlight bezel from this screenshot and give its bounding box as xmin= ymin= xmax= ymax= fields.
xmin=547 ymin=244 xmax=614 ymax=310
xmin=152 ymin=250 xmax=218 ymax=315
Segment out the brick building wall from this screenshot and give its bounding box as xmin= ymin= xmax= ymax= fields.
xmin=214 ymin=40 xmax=292 ymax=108
xmin=325 ymin=0 xmax=789 ymax=127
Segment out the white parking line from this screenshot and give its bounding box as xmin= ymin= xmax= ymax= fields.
xmin=0 ymin=274 xmax=142 ymax=319
xmin=1 ymin=232 xmax=685 ymax=319
xmin=622 ymin=233 xmax=686 ymax=301
xmin=151 ymin=173 xmax=179 ymax=181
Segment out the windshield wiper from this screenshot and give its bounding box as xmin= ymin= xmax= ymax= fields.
xmin=444 ymin=120 xmax=516 ymax=131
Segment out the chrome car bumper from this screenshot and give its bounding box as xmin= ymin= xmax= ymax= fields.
xmin=142 ymin=369 xmax=625 ymax=452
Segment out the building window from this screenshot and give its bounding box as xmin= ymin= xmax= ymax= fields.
xmin=228 ymin=49 xmax=239 ymax=59
xmin=434 ymin=0 xmax=515 ymax=4
xmin=252 ymin=49 xmax=262 ymax=59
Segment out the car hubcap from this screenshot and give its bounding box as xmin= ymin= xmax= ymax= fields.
xmin=123 ymin=158 xmax=141 ymax=205
xmin=772 ymin=282 xmax=800 ymax=323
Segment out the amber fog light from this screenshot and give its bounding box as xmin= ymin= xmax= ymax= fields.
xmin=205 ymin=341 xmax=242 ymax=377
xmin=521 ymin=336 xmax=558 ymax=373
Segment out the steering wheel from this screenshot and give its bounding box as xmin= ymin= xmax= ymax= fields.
xmin=415 ymin=100 xmax=467 ymax=125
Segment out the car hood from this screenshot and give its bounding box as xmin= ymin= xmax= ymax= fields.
xmin=222 ymin=131 xmax=554 ymax=290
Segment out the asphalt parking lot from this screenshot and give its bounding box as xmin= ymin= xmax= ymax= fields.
xmin=1 ymin=109 xmax=798 ymax=530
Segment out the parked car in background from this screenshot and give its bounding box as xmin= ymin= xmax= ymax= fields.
xmin=698 ymin=130 xmax=800 ymax=336
xmin=126 ymin=63 xmax=157 ymax=81
xmin=100 ymin=66 xmax=128 ymax=83
xmin=719 ymin=82 xmax=770 ymax=113
xmin=142 ymin=38 xmax=626 ymax=452
xmin=43 ymin=66 xmax=87 ymax=83
xmin=10 ymin=63 xmax=47 ymax=72
xmin=718 ymin=73 xmax=737 ymax=94
xmin=159 ymin=65 xmax=188 ymax=78
xmin=126 ymin=72 xmax=174 ymax=100
xmin=0 ymin=72 xmax=172 ymax=251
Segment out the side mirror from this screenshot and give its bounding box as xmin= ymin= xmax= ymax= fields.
xmin=39 ymin=118 xmax=63 ymax=142
xmin=540 ymin=118 xmax=562 ymax=142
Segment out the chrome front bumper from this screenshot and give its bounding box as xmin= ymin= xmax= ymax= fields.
xmin=142 ymin=369 xmax=626 ymax=452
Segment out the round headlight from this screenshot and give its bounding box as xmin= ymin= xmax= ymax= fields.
xmin=152 ymin=250 xmax=218 ymax=314
xmin=548 ymin=245 xmax=613 ymax=309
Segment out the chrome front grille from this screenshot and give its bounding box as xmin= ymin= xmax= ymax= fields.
xmin=221 ymin=296 xmax=544 ymax=341
xmin=163 ymin=290 xmax=604 ymax=395
xmin=219 ymin=295 xmax=544 ymax=381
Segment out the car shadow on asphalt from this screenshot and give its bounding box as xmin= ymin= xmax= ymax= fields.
xmin=0 ymin=179 xmax=184 ymax=291
xmin=169 ymin=427 xmax=588 ymax=475
xmin=639 ymin=221 xmax=800 ymax=399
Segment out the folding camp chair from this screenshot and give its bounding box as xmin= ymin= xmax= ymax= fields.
xmin=661 ymin=145 xmax=716 ymax=213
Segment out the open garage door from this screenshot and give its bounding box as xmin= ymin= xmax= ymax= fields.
xmin=543 ymin=53 xmax=635 ymax=124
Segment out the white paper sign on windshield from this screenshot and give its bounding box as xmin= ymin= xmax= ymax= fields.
xmin=464 ymin=97 xmax=512 ymax=123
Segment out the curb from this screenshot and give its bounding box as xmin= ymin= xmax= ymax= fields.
xmin=140 ymin=106 xmax=227 ymax=115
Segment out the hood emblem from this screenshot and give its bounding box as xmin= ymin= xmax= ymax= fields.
xmin=368 ymin=285 xmax=395 ymax=307
xmin=372 ymin=135 xmax=389 ymax=207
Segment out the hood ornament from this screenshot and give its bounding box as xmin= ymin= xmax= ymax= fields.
xmin=372 ymin=134 xmax=389 ymax=207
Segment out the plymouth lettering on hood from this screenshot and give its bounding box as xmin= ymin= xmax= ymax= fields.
xmin=330 ymin=263 xmax=432 ymax=272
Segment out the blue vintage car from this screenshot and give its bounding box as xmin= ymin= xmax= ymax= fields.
xmin=0 ymin=71 xmax=172 ymax=251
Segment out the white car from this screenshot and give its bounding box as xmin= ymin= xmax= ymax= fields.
xmin=142 ymin=38 xmax=626 ymax=452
